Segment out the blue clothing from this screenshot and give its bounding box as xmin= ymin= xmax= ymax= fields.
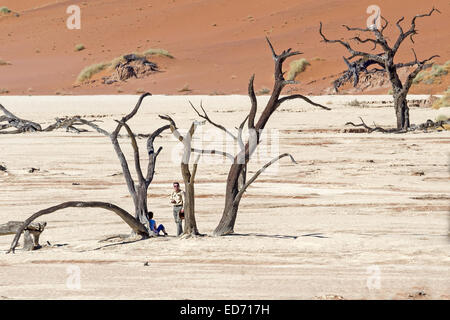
xmin=149 ymin=219 xmax=165 ymax=235
xmin=149 ymin=219 xmax=156 ymax=231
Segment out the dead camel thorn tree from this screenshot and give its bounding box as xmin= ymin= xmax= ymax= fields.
xmin=206 ymin=37 xmax=331 ymax=236
xmin=190 ymin=100 xmax=249 ymax=189
xmin=319 ymin=7 xmax=440 ymax=131
xmin=160 ymin=107 xmax=236 ymax=237
xmin=0 ymin=103 xmax=108 ymax=135
xmin=8 ymin=93 xmax=169 ymax=253
xmin=159 ymin=114 xmax=205 ymax=236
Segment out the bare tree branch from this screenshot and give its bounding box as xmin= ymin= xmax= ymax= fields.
xmin=380 ymin=16 xmax=389 ymax=34
xmin=7 ymin=201 xmax=148 ymax=253
xmin=319 ymin=22 xmax=385 ymax=64
xmin=145 ymin=125 xmax=170 ymax=185
xmin=404 ymin=54 xmax=438 ymax=91
xmin=248 ymin=74 xmax=258 ymax=130
xmin=111 ymin=92 xmax=151 ymax=138
xmin=158 ymin=114 xmax=183 ymax=142
xmin=345 ymin=117 xmax=392 ymax=133
xmin=191 ymin=148 xmax=235 ymax=162
xmin=189 ymin=101 xmax=237 ymax=141
xmin=278 ymin=94 xmax=331 ymax=110
xmin=392 ymin=7 xmax=440 ymax=52
xmin=109 ymin=92 xmax=154 ymax=202
xmin=350 ymin=36 xmax=379 ymax=50
xmin=237 ymin=115 xmax=248 ymax=152
xmin=266 ymin=37 xmax=302 ymax=82
xmin=120 ymin=121 xmax=145 ymax=185
xmin=233 ymin=153 xmax=297 ymax=205
xmin=75 ymin=118 xmax=111 ymax=136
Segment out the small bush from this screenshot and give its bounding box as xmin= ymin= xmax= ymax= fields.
xmin=0 ymin=59 xmax=11 ymax=66
xmin=256 ymin=87 xmax=270 ymax=95
xmin=347 ymin=99 xmax=361 ymax=107
xmin=414 ymin=61 xmax=450 ymax=85
xmin=286 ymin=59 xmax=310 ymax=81
xmin=432 ymin=87 xmax=450 ymax=109
xmin=75 ymin=44 xmax=85 ymax=52
xmin=210 ymin=90 xmax=226 ymax=95
xmin=178 ymin=84 xmax=192 ymax=92
xmin=431 ymin=64 xmax=448 ymax=77
xmin=76 ymin=62 xmax=110 ymax=83
xmin=143 ymin=48 xmax=173 ymax=59
xmin=0 ymin=7 xmax=11 ymax=14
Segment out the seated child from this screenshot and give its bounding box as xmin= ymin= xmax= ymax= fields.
xmin=147 ymin=211 xmax=168 ymax=236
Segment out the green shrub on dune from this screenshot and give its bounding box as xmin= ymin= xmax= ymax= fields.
xmin=0 ymin=7 xmax=11 ymax=14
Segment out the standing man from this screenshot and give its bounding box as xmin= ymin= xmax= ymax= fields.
xmin=170 ymin=182 xmax=184 ymax=236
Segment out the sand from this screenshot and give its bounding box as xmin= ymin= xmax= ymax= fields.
xmin=0 ymin=0 xmax=449 ymax=95
xmin=0 ymin=94 xmax=448 ymax=299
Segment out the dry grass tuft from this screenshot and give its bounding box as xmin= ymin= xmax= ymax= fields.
xmin=0 ymin=7 xmax=11 ymax=14
xmin=413 ymin=61 xmax=450 ymax=85
xmin=178 ymin=84 xmax=192 ymax=92
xmin=256 ymin=87 xmax=270 ymax=95
xmin=76 ymin=62 xmax=110 ymax=83
xmin=74 ymin=44 xmax=85 ymax=52
xmin=286 ymin=58 xmax=310 ymax=81
xmin=142 ymin=48 xmax=173 ymax=59
xmin=432 ymin=87 xmax=450 ymax=109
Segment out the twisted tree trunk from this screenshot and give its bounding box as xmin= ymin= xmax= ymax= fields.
xmin=182 ymin=167 xmax=199 ymax=235
xmin=394 ymin=91 xmax=410 ymax=130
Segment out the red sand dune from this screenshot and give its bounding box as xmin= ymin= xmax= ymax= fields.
xmin=0 ymin=0 xmax=449 ymax=95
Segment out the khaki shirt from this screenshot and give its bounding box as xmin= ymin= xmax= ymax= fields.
xmin=170 ymin=190 xmax=184 ymax=206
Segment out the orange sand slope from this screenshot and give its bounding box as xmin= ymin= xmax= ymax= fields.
xmin=0 ymin=0 xmax=449 ymax=95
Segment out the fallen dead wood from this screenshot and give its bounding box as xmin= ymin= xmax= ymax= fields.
xmin=0 ymin=104 xmax=42 ymax=133
xmin=7 ymin=201 xmax=148 ymax=253
xmin=344 ymin=117 xmax=450 ymax=133
xmin=0 ymin=221 xmax=47 ymax=251
xmin=0 ymin=103 xmax=109 ymax=135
